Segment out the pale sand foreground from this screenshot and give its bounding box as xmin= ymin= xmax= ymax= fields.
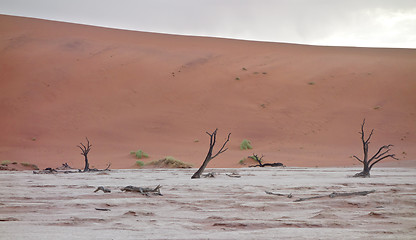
xmin=0 ymin=167 xmax=415 ymax=239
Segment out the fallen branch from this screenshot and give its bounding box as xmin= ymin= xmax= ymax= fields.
xmin=248 ymin=154 xmax=285 ymax=167
xmin=328 ymin=190 xmax=376 ymax=198
xmin=33 ymin=168 xmax=78 ymax=174
xmin=121 ymin=185 xmax=162 ymax=196
xmin=85 ymin=163 xmax=112 ymax=172
xmin=294 ymin=190 xmax=375 ymax=202
xmin=56 ymin=163 xmax=74 ymax=170
xmin=95 ymin=208 xmax=111 ymax=211
xmin=226 ymin=173 xmax=241 ymax=178
xmin=94 ymin=186 xmax=111 ymax=193
xmin=33 ymin=162 xmax=111 ymax=174
xmin=249 ymin=163 xmax=285 ymax=167
xmin=202 ymin=172 xmax=216 ymax=178
xmin=265 ymin=191 xmax=293 ymax=198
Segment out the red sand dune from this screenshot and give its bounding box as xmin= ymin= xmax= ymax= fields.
xmin=1 ymin=15 xmax=415 ymax=170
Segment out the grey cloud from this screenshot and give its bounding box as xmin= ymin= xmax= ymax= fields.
xmin=0 ymin=0 xmax=415 ymax=48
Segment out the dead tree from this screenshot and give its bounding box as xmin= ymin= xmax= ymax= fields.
xmin=249 ymin=154 xmax=285 ymax=167
xmin=77 ymin=137 xmax=92 ymax=172
xmin=191 ymin=129 xmax=231 ymax=179
xmin=249 ymin=154 xmax=264 ymax=167
xmin=353 ymin=119 xmax=398 ymax=178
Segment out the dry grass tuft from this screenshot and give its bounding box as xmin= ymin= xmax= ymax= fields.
xmin=147 ymin=156 xmax=192 ymax=168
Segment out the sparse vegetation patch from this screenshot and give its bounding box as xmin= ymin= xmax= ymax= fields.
xmin=147 ymin=156 xmax=192 ymax=168
xmin=1 ymin=160 xmax=11 ymax=166
xmin=240 ymin=139 xmax=253 ymax=150
xmin=20 ymin=162 xmax=39 ymax=170
xmin=130 ymin=149 xmax=149 ymax=159
xmin=135 ymin=160 xmax=145 ymax=167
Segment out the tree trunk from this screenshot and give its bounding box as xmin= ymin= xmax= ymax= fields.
xmin=353 ymin=169 xmax=370 ymax=178
xmin=191 ymin=159 xmax=210 ymax=179
xmin=83 ymin=155 xmax=89 ymax=172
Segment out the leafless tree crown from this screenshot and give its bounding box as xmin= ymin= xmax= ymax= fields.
xmin=77 ymin=137 xmax=92 ymax=172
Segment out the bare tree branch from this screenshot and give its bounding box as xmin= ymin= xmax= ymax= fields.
xmin=211 ymin=132 xmax=231 ymax=159
xmin=352 ymin=155 xmax=363 ymax=163
xmin=369 ymin=144 xmax=394 ymax=163
xmin=369 ymin=154 xmax=398 ymax=170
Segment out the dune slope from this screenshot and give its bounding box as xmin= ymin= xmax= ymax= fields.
xmin=1 ymin=15 xmax=415 ymax=169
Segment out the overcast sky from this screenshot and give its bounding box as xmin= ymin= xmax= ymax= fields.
xmin=1 ymin=0 xmax=416 ymax=48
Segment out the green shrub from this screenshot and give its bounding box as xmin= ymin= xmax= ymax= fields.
xmin=240 ymin=139 xmax=253 ymax=150
xmin=135 ymin=160 xmax=145 ymax=167
xmin=130 ymin=150 xmax=149 ymax=159
xmin=1 ymin=160 xmax=11 ymax=166
xmin=239 ymin=158 xmax=246 ymax=165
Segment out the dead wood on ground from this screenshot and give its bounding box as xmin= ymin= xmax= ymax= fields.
xmin=226 ymin=173 xmax=241 ymax=178
xmin=33 ymin=162 xmax=111 ymax=174
xmin=95 ymin=208 xmax=111 ymax=211
xmin=293 ymin=190 xmax=376 ymax=202
xmin=248 ymin=154 xmax=285 ymax=167
xmin=265 ymin=191 xmax=293 ymax=198
xmin=121 ymin=185 xmax=162 ymax=196
xmin=202 ymin=172 xmax=216 ymax=178
xmin=94 ymin=186 xmax=111 ymax=193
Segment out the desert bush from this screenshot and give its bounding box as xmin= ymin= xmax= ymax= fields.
xmin=130 ymin=150 xmax=149 ymax=159
xmin=1 ymin=160 xmax=11 ymax=166
xmin=20 ymin=162 xmax=39 ymax=170
xmin=240 ymin=139 xmax=253 ymax=150
xmin=135 ymin=160 xmax=145 ymax=167
xmin=239 ymin=158 xmax=246 ymax=165
xmin=147 ymin=156 xmax=192 ymax=168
